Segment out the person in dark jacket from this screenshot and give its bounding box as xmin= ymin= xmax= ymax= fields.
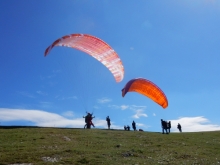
xmin=106 ymin=116 xmax=111 ymax=129
xmin=177 ymin=123 xmax=182 ymax=132
xmin=132 ymin=120 xmax=136 ymax=131
xmin=167 ymin=121 xmax=171 ymax=133
xmin=161 ymin=119 xmax=168 ymax=134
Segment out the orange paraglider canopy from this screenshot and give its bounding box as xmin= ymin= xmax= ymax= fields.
xmin=44 ymin=34 xmax=124 ymax=82
xmin=122 ymin=78 xmax=168 ymax=108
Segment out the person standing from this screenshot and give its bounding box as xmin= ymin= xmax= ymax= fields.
xmin=88 ymin=113 xmax=95 ymax=128
xmin=161 ymin=119 xmax=168 ymax=134
xmin=106 ymin=116 xmax=111 ymax=129
xmin=83 ymin=113 xmax=89 ymax=129
xmin=177 ymin=123 xmax=182 ymax=132
xmin=167 ymin=121 xmax=171 ymax=133
xmin=132 ymin=120 xmax=136 ymax=131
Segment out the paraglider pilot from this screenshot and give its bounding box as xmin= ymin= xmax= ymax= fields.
xmin=83 ymin=112 xmax=95 ymax=129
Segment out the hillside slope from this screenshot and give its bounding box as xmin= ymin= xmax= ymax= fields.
xmin=0 ymin=127 xmax=220 ymax=164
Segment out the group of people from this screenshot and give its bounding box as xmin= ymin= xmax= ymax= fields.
xmin=83 ymin=112 xmax=138 ymax=131
xmin=83 ymin=112 xmax=112 ymax=129
xmin=161 ymin=119 xmax=171 ymax=134
xmin=83 ymin=113 xmax=182 ymax=133
xmin=124 ymin=121 xmax=137 ymax=131
xmin=161 ymin=119 xmax=182 ymax=134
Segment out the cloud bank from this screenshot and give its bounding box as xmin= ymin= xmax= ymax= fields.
xmin=170 ymin=116 xmax=220 ymax=132
xmin=0 ymin=108 xmax=83 ymax=128
xmin=0 ymin=108 xmax=121 ymax=129
xmin=109 ymin=104 xmax=148 ymax=119
xmin=0 ymin=108 xmax=220 ymax=132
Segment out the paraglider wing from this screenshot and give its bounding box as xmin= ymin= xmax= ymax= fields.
xmin=44 ymin=34 xmax=124 ymax=82
xmin=122 ymin=78 xmax=168 ymax=108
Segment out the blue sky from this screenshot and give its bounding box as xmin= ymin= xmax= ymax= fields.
xmin=1 ymin=0 xmax=220 ymax=132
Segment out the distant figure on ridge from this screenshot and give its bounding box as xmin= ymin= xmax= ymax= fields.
xmin=177 ymin=123 xmax=182 ymax=132
xmin=106 ymin=116 xmax=111 ymax=129
xmin=83 ymin=112 xmax=95 ymax=129
xmin=167 ymin=121 xmax=171 ymax=133
xmin=127 ymin=125 xmax=130 ymax=131
xmin=132 ymin=120 xmax=136 ymax=131
xmin=161 ymin=119 xmax=168 ymax=134
xmin=124 ymin=125 xmax=127 ymax=130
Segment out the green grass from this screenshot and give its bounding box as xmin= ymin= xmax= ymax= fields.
xmin=0 ymin=127 xmax=220 ymax=164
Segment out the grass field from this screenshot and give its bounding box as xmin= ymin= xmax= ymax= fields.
xmin=0 ymin=126 xmax=220 ymax=165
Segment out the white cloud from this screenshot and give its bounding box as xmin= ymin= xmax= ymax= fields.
xmin=130 ymin=105 xmax=147 ymax=119
xmin=97 ymin=98 xmax=111 ymax=104
xmin=130 ymin=105 xmax=147 ymax=111
xmin=109 ymin=104 xmax=129 ymax=110
xmin=132 ymin=109 xmax=148 ymax=119
xmin=109 ymin=105 xmax=146 ymax=111
xmin=121 ymin=105 xmax=129 ymax=110
xmin=170 ymin=116 xmax=220 ymax=132
xmin=0 ymin=108 xmax=122 ymax=129
xmin=92 ymin=119 xmax=106 ymax=127
xmin=0 ymin=108 xmax=84 ymax=128
xmin=62 ymin=111 xmax=74 ymax=118
xmin=136 ymin=123 xmax=144 ymax=127
xmin=109 ymin=104 xmax=147 ymax=118
xmin=153 ymin=113 xmax=156 ymax=116
xmin=2 ymin=109 xmax=218 ymax=132
xmin=136 ymin=123 xmax=150 ymax=130
xmin=109 ymin=105 xmax=129 ymax=110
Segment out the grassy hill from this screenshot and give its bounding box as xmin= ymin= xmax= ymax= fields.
xmin=0 ymin=126 xmax=220 ymax=164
